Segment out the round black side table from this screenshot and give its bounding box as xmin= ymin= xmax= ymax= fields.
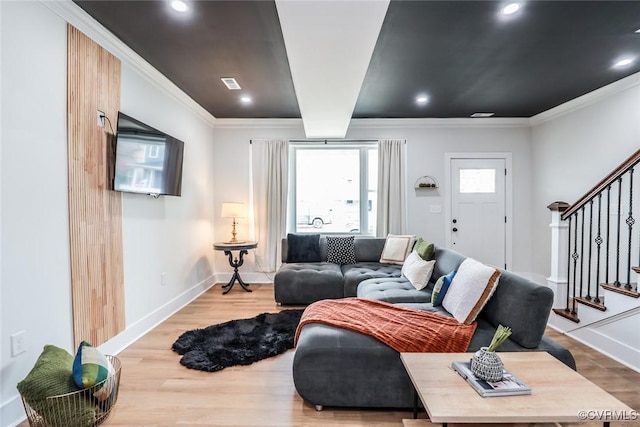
xmin=213 ymin=241 xmax=258 ymax=294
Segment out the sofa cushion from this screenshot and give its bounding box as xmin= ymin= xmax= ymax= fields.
xmin=342 ymin=262 xmax=402 ymax=297
xmin=274 ymin=262 xmax=344 ymax=304
xmin=379 ymin=234 xmax=416 ymax=265
xmin=353 ymin=237 xmax=387 ymax=262
xmin=431 ymin=247 xmax=466 ymax=279
xmin=442 ymin=258 xmax=501 ymax=324
xmin=327 ymin=236 xmax=357 ymax=265
xmin=357 ymin=277 xmax=432 ymax=303
xmin=401 ymin=251 xmax=435 ymax=290
xmin=480 ymin=270 xmax=554 ymax=349
xmin=286 ymin=233 xmax=321 ymax=263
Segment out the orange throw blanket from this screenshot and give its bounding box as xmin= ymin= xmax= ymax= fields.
xmin=295 ymin=298 xmax=477 ymax=353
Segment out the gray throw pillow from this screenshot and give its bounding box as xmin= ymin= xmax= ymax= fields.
xmin=287 ymin=233 xmax=321 ymax=262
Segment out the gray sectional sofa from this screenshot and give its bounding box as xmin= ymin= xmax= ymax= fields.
xmin=275 ymin=236 xmax=401 ymax=304
xmin=275 ymin=236 xmax=576 ymax=409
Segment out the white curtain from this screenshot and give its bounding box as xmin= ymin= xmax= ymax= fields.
xmin=377 ymin=139 xmax=407 ymax=236
xmin=250 ymin=139 xmax=289 ymax=273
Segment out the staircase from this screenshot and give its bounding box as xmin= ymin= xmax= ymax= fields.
xmin=547 ymin=149 xmax=640 ymax=373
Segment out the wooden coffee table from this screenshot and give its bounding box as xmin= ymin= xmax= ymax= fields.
xmin=400 ymin=352 xmax=635 ymax=426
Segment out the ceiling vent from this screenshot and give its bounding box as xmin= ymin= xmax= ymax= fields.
xmin=221 ymin=77 xmax=241 ymax=90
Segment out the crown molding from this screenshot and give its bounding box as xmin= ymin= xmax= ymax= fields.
xmin=214 ymin=117 xmax=529 ymax=130
xmin=39 ymin=0 xmax=216 ymax=127
xmin=349 ymin=117 xmax=531 ymax=128
xmin=530 ymin=71 xmax=640 ymax=126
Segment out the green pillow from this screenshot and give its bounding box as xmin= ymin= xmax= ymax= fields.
xmin=414 ymin=238 xmax=435 ymax=260
xmin=17 ymin=345 xmax=97 ymax=427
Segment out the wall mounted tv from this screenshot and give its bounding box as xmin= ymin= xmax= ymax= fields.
xmin=112 ymin=112 xmax=184 ymax=197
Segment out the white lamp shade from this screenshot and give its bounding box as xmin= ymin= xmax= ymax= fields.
xmin=221 ymin=202 xmax=245 ymax=218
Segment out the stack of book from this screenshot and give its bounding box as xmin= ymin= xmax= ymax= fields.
xmin=450 ymin=360 xmax=531 ymax=397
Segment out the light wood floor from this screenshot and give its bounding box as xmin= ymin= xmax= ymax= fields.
xmin=24 ymin=284 xmax=640 ymax=426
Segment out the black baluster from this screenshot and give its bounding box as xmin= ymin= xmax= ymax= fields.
xmin=605 ymin=185 xmax=611 ymax=285
xmin=571 ymin=213 xmax=579 ymax=315
xmin=594 ymin=193 xmax=603 ymax=304
xmin=586 ymin=200 xmax=594 ymax=300
xmin=614 ymin=177 xmax=623 ymax=287
xmin=579 ymin=206 xmax=586 ymax=299
xmin=625 ymin=168 xmax=634 ymax=290
xmin=566 ymin=216 xmax=572 ymax=312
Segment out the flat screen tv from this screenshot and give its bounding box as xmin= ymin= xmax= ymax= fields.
xmin=112 ymin=112 xmax=184 ymax=197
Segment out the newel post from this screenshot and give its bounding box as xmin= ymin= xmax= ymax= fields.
xmin=547 ymin=202 xmax=570 ymax=308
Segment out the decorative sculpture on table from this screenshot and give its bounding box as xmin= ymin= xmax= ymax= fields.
xmin=470 ymin=324 xmax=512 ymax=382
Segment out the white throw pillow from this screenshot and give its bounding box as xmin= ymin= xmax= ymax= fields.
xmin=401 ymin=251 xmax=436 ymax=290
xmin=380 ymin=234 xmax=416 ymax=265
xmin=442 ymin=258 xmax=501 ymax=324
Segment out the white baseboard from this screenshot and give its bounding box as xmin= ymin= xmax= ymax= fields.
xmin=214 ymin=272 xmax=275 ymax=284
xmin=98 ymin=275 xmax=215 ymax=356
xmin=1 ymin=394 xmax=26 ymax=427
xmin=565 ymin=328 xmax=640 ymax=374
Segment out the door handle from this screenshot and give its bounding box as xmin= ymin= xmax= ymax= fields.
xmin=452 ymin=227 xmax=458 ymax=232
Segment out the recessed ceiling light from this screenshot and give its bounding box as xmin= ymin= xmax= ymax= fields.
xmin=415 ymin=95 xmax=429 ymax=105
xmin=613 ymin=58 xmax=634 ymax=68
xmin=240 ymin=96 xmax=252 ymax=104
xmin=635 ymin=28 xmax=640 ymax=34
xmin=471 ymin=112 xmax=495 ymax=118
xmin=171 ymin=0 xmax=188 ymax=12
xmin=501 ymin=3 xmax=521 ymax=15
xmin=221 ymin=77 xmax=241 ymax=90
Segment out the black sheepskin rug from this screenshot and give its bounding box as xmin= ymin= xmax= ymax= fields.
xmin=171 ymin=309 xmax=304 ymax=372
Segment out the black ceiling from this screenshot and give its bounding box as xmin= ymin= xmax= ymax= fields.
xmin=74 ymin=0 xmax=640 ymax=119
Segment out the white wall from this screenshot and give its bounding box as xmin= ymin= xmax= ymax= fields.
xmin=1 ymin=2 xmax=71 ymax=425
xmin=0 ymin=2 xmax=216 ymax=425
xmin=530 ymin=76 xmax=640 ymax=278
xmin=118 ymin=63 xmax=215 ymax=328
xmin=212 ymin=119 xmax=533 ymax=274
xmin=212 ymin=123 xmax=305 ymax=279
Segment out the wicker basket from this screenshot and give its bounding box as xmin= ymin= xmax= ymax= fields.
xmin=21 ymin=355 xmax=121 ymax=427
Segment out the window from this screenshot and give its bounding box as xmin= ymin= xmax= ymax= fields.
xmin=459 ymin=169 xmax=496 ymax=193
xmin=147 ymin=144 xmax=160 ymax=159
xmin=289 ymin=143 xmax=377 ymax=235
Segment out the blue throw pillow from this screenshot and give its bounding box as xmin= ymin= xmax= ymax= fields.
xmin=287 ymin=233 xmax=321 ymax=263
xmin=431 ymin=270 xmax=456 ymax=306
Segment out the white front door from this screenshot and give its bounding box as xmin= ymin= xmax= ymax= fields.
xmin=449 ymin=158 xmax=506 ymax=269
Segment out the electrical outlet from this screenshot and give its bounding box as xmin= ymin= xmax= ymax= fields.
xmin=97 ymin=110 xmax=105 ymax=128
xmin=11 ymin=331 xmax=27 ymax=357
xmin=161 ymin=273 xmax=167 ymax=286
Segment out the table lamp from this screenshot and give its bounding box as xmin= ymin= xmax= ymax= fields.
xmin=221 ymin=202 xmax=245 ymax=244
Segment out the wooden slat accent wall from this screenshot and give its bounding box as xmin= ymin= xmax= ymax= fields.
xmin=67 ymin=25 xmax=125 ymax=348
